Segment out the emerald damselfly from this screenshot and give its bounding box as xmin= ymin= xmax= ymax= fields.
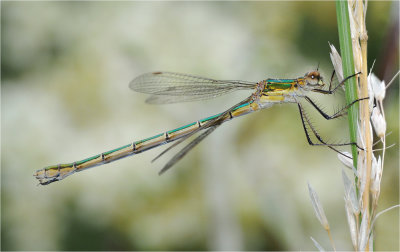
xmin=34 ymin=70 xmax=360 ymax=185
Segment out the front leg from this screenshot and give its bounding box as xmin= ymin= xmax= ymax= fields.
xmin=312 ymin=72 xmax=361 ymax=94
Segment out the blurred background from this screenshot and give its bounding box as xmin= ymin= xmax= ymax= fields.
xmin=1 ymin=1 xmax=398 ymax=250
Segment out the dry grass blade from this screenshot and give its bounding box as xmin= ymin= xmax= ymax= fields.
xmin=308 ymin=183 xmax=330 ymax=230
xmin=342 ymin=169 xmax=360 ymax=214
xmin=358 ymin=209 xmax=369 ymax=251
xmin=338 ymin=152 xmax=354 ymax=169
xmin=307 ymin=183 xmax=336 ymax=251
xmin=344 ymin=197 xmax=358 ymax=249
xmin=311 ymin=236 xmax=326 ymax=252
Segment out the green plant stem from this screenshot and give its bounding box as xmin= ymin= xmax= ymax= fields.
xmin=335 ymin=0 xmax=359 ymax=169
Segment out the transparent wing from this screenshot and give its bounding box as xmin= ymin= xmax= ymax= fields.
xmin=154 ymin=96 xmax=253 ymax=174
xmin=129 ymin=71 xmax=257 ymax=104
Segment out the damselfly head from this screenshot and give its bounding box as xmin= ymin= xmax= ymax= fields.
xmin=304 ymin=71 xmax=324 ymax=88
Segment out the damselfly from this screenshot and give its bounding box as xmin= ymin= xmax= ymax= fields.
xmin=34 ymin=70 xmax=361 ymax=185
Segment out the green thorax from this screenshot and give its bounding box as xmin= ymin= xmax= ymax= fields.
xmin=264 ymin=78 xmax=296 ymax=92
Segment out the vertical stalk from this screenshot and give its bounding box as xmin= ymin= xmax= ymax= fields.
xmin=356 ymin=1 xmax=372 ymax=250
xmin=335 ymin=0 xmax=359 ymax=168
xmin=357 ymin=0 xmax=372 ymax=214
xmin=336 ymin=1 xmax=372 ymax=250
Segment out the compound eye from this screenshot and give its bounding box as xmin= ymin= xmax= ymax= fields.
xmin=308 ymin=71 xmax=321 ymax=81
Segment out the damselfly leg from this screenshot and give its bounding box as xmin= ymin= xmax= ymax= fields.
xmin=295 ymin=72 xmax=365 ymax=157
xmin=312 ymin=72 xmax=361 ymax=94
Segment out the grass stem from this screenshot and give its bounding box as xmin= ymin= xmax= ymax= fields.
xmin=335 ymin=0 xmax=359 ymax=168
